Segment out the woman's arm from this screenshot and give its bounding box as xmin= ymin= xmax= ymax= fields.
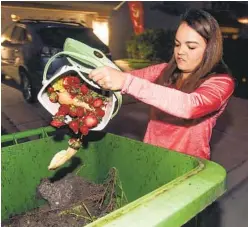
xmin=121 ymin=74 xmax=235 ymax=119
xmin=128 ymin=63 xmax=167 ymax=82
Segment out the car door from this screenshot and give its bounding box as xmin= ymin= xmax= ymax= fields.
xmin=3 ymin=25 xmax=28 ymax=83
xmin=1 ymin=23 xmax=15 ymax=72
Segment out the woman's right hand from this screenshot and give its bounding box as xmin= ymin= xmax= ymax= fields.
xmin=89 ymin=66 xmax=128 ymax=91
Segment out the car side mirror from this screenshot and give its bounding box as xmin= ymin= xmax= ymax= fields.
xmin=1 ymin=40 xmax=11 ymax=45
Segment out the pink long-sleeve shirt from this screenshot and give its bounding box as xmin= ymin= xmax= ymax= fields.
xmin=121 ymin=63 xmax=235 ymax=159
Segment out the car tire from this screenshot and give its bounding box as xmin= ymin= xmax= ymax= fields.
xmin=1 ymin=72 xmax=6 ymax=82
xmin=20 ymin=70 xmax=35 ymax=103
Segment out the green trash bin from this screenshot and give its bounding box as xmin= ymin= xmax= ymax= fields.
xmin=1 ymin=127 xmax=226 ymax=227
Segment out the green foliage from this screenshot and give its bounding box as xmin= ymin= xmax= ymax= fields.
xmin=126 ymin=29 xmax=175 ymax=62
xmin=127 ymin=59 xmax=156 ymax=70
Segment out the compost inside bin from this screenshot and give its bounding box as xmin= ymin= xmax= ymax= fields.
xmin=2 ymin=168 xmax=127 ymax=227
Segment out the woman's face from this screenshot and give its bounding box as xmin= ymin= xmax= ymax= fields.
xmin=174 ymin=22 xmax=207 ymax=73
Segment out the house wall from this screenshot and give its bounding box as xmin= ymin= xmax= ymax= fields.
xmin=109 ymin=3 xmax=134 ymax=61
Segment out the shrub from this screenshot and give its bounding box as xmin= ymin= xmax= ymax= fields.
xmin=126 ymin=29 xmax=175 ymax=62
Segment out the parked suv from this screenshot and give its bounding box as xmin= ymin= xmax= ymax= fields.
xmin=1 ymin=19 xmax=112 ymax=103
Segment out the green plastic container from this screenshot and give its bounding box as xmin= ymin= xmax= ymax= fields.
xmin=1 ymin=127 xmax=226 ymax=227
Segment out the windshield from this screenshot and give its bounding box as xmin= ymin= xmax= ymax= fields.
xmin=38 ymin=27 xmax=109 ymax=52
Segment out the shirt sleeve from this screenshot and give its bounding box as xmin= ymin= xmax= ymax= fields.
xmin=121 ymin=74 xmax=235 ymax=119
xmin=128 ymin=63 xmax=167 ymax=82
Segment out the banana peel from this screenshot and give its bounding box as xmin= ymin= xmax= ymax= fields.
xmin=48 ymin=147 xmax=78 ymax=170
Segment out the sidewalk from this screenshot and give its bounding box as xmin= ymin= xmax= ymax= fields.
xmin=1 ymin=81 xmax=51 ymax=134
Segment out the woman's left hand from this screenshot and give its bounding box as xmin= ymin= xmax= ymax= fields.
xmin=89 ymin=66 xmax=127 ymax=91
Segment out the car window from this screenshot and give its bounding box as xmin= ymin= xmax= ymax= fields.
xmin=19 ymin=28 xmax=28 ymax=42
xmin=11 ymin=26 xmax=22 ymax=43
xmin=1 ymin=23 xmax=15 ymax=43
xmin=10 ymin=26 xmax=28 ymax=44
xmin=38 ymin=27 xmax=108 ymax=52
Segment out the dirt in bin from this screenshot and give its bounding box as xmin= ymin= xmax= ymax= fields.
xmin=2 ymin=168 xmax=128 ymax=227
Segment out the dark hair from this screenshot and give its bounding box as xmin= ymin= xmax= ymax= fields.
xmin=157 ymin=9 xmax=229 ymax=93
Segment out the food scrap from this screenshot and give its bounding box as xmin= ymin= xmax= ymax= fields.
xmin=47 ymin=74 xmax=108 ymax=170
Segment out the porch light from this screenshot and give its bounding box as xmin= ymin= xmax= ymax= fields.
xmin=92 ymin=20 xmax=109 ymax=46
xmin=238 ymin=17 xmax=248 ymax=24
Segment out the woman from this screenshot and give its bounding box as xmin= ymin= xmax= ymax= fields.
xmin=89 ymin=9 xmax=235 ymax=160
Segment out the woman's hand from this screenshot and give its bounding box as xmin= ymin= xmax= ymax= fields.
xmin=89 ymin=66 xmax=127 ymax=91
